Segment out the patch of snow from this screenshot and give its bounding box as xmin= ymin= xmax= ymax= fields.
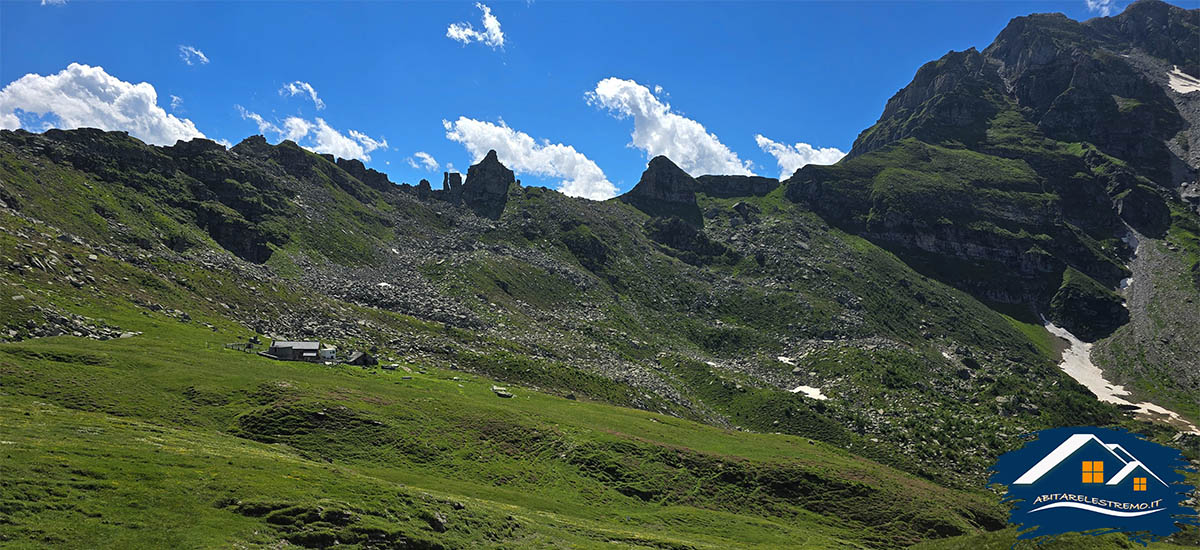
xmin=777 ymin=356 xmax=796 ymax=366
xmin=790 ymin=385 xmax=828 ymax=400
xmin=376 ymin=282 xmax=392 ymax=288
xmin=941 ymin=350 xmax=954 ymax=360
xmin=1044 ymin=320 xmax=1199 ymax=435
xmin=1119 ymin=277 xmax=1132 ymax=290
xmin=1168 ymin=66 xmax=1200 ymax=94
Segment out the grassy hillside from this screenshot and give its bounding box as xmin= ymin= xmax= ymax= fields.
xmin=1 ymin=312 xmax=1004 ymax=549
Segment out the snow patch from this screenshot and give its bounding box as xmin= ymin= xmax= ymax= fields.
xmin=1168 ymin=66 xmax=1200 ymax=94
xmin=777 ymin=356 xmax=796 ymax=366
xmin=790 ymin=385 xmax=828 ymax=400
xmin=1045 ymin=320 xmax=1199 ymax=435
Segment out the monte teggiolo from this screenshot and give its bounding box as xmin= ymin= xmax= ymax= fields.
xmin=1 ymin=0 xmax=1199 ymax=548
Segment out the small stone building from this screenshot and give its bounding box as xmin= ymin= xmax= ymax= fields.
xmin=267 ymin=341 xmax=322 ymax=362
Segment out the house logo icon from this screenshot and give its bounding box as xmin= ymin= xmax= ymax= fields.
xmin=990 ymin=427 xmax=1198 ymax=542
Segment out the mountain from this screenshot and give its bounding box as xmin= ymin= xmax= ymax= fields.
xmin=1 ymin=1 xmax=1198 ymax=548
xmin=787 ymin=0 xmax=1200 ymax=426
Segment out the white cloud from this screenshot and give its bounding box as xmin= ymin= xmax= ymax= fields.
xmin=407 ymin=151 xmax=440 ymax=171
xmin=279 ymin=81 xmax=325 ymax=110
xmin=169 ymin=94 xmax=183 ymax=111
xmin=0 ymin=63 xmax=204 ymax=146
xmin=308 ymin=118 xmax=384 ymax=160
xmin=443 ymin=116 xmax=616 ymax=200
xmin=280 ymin=117 xmax=312 ymax=142
xmin=587 ymin=77 xmax=752 ymax=177
xmin=234 ymin=107 xmax=386 ymax=161
xmin=215 ymin=138 xmax=233 ymax=148
xmin=41 ymin=0 xmax=67 ymax=5
xmin=235 ymin=104 xmax=279 ymax=134
xmin=178 ymin=45 xmax=209 ymax=66
xmin=347 ymin=129 xmax=386 ymax=152
xmin=754 ymin=135 xmax=845 ymax=179
xmin=1085 ymin=0 xmax=1116 ymax=15
xmin=446 ymin=3 xmax=505 ymax=49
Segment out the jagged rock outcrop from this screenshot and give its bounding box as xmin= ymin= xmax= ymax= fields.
xmin=848 ymin=48 xmax=1005 ymax=158
xmin=167 ymin=137 xmax=227 ymax=157
xmin=458 ymin=150 xmax=517 ymax=219
xmin=442 ymin=172 xmax=462 ymax=193
xmin=619 ymin=156 xmax=702 ymax=224
xmin=336 ymin=158 xmax=394 ymax=192
xmin=417 ymin=179 xmax=433 ymax=198
xmin=1087 ymin=0 xmax=1200 ymax=77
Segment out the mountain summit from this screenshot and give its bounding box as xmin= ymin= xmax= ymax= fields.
xmin=619 ymin=155 xmax=702 ymax=224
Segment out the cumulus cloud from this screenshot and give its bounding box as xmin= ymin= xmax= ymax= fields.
xmin=587 ymin=77 xmax=752 ymax=177
xmin=279 ymin=81 xmax=325 ymax=110
xmin=280 ymin=117 xmax=312 ymax=142
xmin=1085 ymin=0 xmax=1116 ymax=16
xmin=443 ymin=116 xmax=616 ymax=200
xmin=178 ymin=45 xmax=209 ymax=66
xmin=0 ymin=63 xmax=204 ymax=145
xmin=754 ymin=135 xmax=845 ymax=179
xmin=307 ymin=118 xmax=386 ymax=160
xmin=447 ymin=3 xmax=505 ymax=49
xmin=407 ymin=151 xmax=440 ymax=171
xmin=235 ymin=106 xmax=386 ymax=161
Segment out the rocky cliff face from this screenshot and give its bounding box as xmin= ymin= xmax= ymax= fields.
xmin=619 ymin=156 xmax=703 ymax=224
xmin=847 ymin=48 xmax=1005 ymax=158
xmin=788 ymin=0 xmax=1198 ymax=340
xmin=458 ymin=150 xmax=518 ymax=219
xmin=850 ymin=1 xmax=1196 ymax=185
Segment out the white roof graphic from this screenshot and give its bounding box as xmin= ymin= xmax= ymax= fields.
xmin=1012 ymin=433 xmax=1167 ymax=487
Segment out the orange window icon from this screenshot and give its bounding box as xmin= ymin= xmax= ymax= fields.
xmin=1082 ymin=461 xmax=1104 ymax=483
xmin=1133 ymin=477 xmax=1147 ymax=491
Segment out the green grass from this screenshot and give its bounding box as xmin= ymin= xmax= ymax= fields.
xmin=0 ymin=319 xmax=1004 ymax=549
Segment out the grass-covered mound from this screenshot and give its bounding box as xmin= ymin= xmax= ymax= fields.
xmin=1047 ymin=267 xmax=1129 ymax=341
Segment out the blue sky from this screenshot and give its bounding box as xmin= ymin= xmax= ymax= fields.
xmin=1 ymin=0 xmax=1139 ymax=198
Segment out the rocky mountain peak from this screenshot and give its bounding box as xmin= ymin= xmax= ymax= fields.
xmin=1087 ymin=0 xmax=1199 ymax=76
xmin=461 ymin=149 xmax=517 ymax=219
xmin=848 ymin=47 xmax=1003 ymax=157
xmin=626 ymin=156 xmax=697 ymax=203
xmin=166 ymin=137 xmax=226 ymax=157
xmin=619 ymin=156 xmax=702 ymax=224
xmin=231 ymin=135 xmax=271 ymax=157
